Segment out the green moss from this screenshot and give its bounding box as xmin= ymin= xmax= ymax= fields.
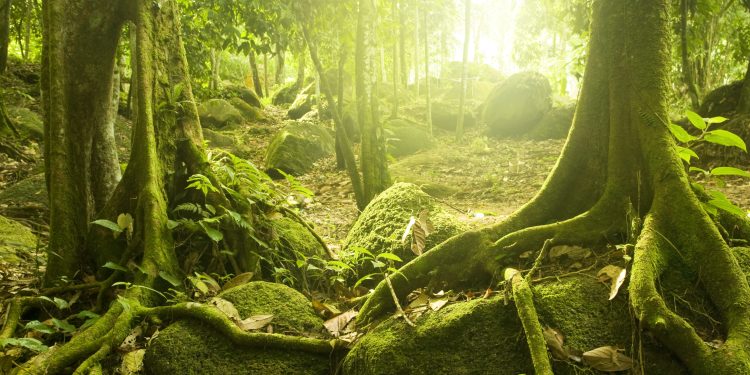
xmin=0 ymin=215 xmax=37 ymax=262
xmin=344 ymin=276 xmax=686 ymax=375
xmin=144 ymin=282 xmax=330 ymax=374
xmin=384 ymin=119 xmax=433 ymax=157
xmin=265 ymin=122 xmax=335 ymax=177
xmin=343 ymin=183 xmax=465 ymax=263
xmin=273 ymin=217 xmax=324 ymax=259
xmin=0 ymin=173 xmax=47 ymax=207
xmin=229 ymin=97 xmax=265 ymax=122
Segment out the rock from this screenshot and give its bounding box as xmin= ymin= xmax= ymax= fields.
xmin=202 ymin=128 xmax=235 ymax=149
xmin=343 ymin=275 xmax=687 ymax=375
xmin=229 ymin=97 xmax=265 ymax=122
xmin=273 ymin=82 xmax=302 ymax=106
xmin=0 ymin=215 xmax=36 ymax=263
xmin=699 ymin=81 xmax=742 ymax=117
xmin=430 ymin=101 xmax=476 ymax=131
xmin=343 ymin=183 xmax=464 ymax=264
xmin=440 ymin=62 xmax=502 ymax=83
xmin=6 ymin=107 xmax=43 ymax=139
xmin=483 ymin=72 xmax=552 ymax=137
xmin=144 ymin=281 xmax=331 ymax=375
xmin=222 ymin=84 xmax=263 ymax=108
xmin=288 ymin=84 xmax=318 ymax=120
xmin=0 ymin=173 xmax=48 ymax=222
xmin=384 ymin=119 xmax=432 ymax=157
xmin=526 ymin=103 xmax=576 ymax=140
xmin=265 ymin=122 xmax=335 ymax=177
xmin=198 ymin=99 xmax=244 ymax=129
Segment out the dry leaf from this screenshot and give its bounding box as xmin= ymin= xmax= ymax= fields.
xmin=209 ymin=297 xmax=240 ymax=321
xmin=549 ymin=245 xmax=592 ymax=260
xmin=406 ymin=292 xmax=430 ymax=310
xmin=504 ymin=268 xmax=521 ymax=281
xmin=239 ymin=314 xmax=274 ymax=330
xmin=582 ymin=346 xmax=634 ymax=372
xmin=542 ymin=327 xmax=568 ymax=361
xmin=119 ymin=326 xmax=142 ymax=351
xmin=324 ymin=309 xmax=358 ymax=337
xmin=597 ymin=265 xmax=622 ymax=282
xmin=410 ymin=210 xmax=434 ymax=256
xmin=401 ymin=217 xmax=416 ymax=243
xmin=222 ymin=272 xmax=255 ymax=291
xmin=429 ymin=296 xmax=449 ymax=311
xmin=609 ymin=268 xmax=627 ymax=300
xmin=119 ymin=349 xmax=145 ymax=375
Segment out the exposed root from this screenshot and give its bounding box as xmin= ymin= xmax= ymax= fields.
xmin=505 ymin=268 xmax=553 ymax=375
xmin=1 ymin=297 xmax=57 ymax=339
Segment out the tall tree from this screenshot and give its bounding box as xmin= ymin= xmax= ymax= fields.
xmin=359 ymin=0 xmax=750 ymax=373
xmin=455 ymin=0 xmax=471 ymax=140
xmin=0 ymin=0 xmax=10 ymax=73
xmin=422 ymin=2 xmax=432 ymax=136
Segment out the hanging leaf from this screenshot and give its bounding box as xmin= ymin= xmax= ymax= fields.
xmin=376 ymin=252 xmax=403 ymax=263
xmin=582 ymin=346 xmax=634 ymax=372
xmin=91 ymin=219 xmax=123 ymax=237
xmin=117 ymin=213 xmax=134 ymax=237
xmin=685 ymin=110 xmax=707 ymax=130
xmin=102 ymin=262 xmax=129 ymax=273
xmin=199 ymin=222 xmax=224 ymax=242
xmin=668 ymin=124 xmax=697 ymax=143
xmin=401 ymin=216 xmax=416 ymax=243
xmin=159 ymin=271 xmax=182 ymax=287
xmin=610 ymin=268 xmax=627 ymax=300
xmin=239 ymin=314 xmax=274 ymax=331
xmin=410 ymin=210 xmax=434 ymax=256
xmin=710 ymin=167 xmax=750 ymax=178
xmin=707 ymin=116 xmax=728 ymax=124
xmin=676 ymin=146 xmax=698 ymax=164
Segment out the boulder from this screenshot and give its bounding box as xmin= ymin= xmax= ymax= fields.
xmin=144 ymin=281 xmax=331 ymax=375
xmin=343 ymin=183 xmax=464 ymax=264
xmin=199 ymin=99 xmax=245 ymax=129
xmin=384 ymin=119 xmax=432 ymax=157
xmin=222 ymin=84 xmax=263 ymax=108
xmin=202 ymin=128 xmax=235 ymax=149
xmin=0 ymin=215 xmax=37 ymax=263
xmin=229 ymin=97 xmax=265 ymax=122
xmin=273 ymin=82 xmax=302 ymax=106
xmin=6 ymin=107 xmax=43 ymax=139
xmin=343 ymin=275 xmax=686 ymax=375
xmin=482 ymin=72 xmax=552 ymax=137
xmin=0 ymin=173 xmax=48 ymax=222
xmin=288 ymin=84 xmax=317 ymax=120
xmin=526 ymin=103 xmax=576 ymax=140
xmin=265 ymin=122 xmax=335 ymax=177
xmin=699 ymin=81 xmax=742 ymax=117
xmin=431 ymin=101 xmax=476 ymax=131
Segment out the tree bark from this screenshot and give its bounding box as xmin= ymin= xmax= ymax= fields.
xmin=391 ymin=0 xmax=399 ymax=118
xmin=423 ymin=4 xmax=432 ymax=136
xmin=740 ymin=60 xmax=750 ymax=113
xmin=0 ymin=0 xmax=10 ymax=73
xmin=680 ymin=0 xmax=699 ymax=109
xmin=249 ymin=50 xmax=263 ymax=97
xmin=456 ymin=0 xmax=471 ymax=141
xmin=275 ymin=48 xmax=285 ymax=85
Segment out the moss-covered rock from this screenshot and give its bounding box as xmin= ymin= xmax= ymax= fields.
xmin=430 ymin=101 xmax=476 ymax=131
xmin=202 ymin=128 xmax=236 ymax=149
xmin=265 ymin=121 xmax=335 ymax=177
xmin=343 ymin=183 xmax=464 ymax=263
xmin=198 ymin=99 xmax=245 ymax=129
xmin=288 ymin=83 xmax=317 ymax=120
xmin=343 ymin=276 xmax=685 ymax=375
xmin=273 ymin=217 xmax=325 ymax=260
xmin=222 ymin=84 xmax=263 ymax=108
xmin=526 ymin=103 xmax=575 ymax=140
xmin=6 ymin=106 xmax=43 ymax=139
xmin=0 ymin=215 xmax=37 ymax=263
xmin=229 ymin=97 xmax=265 ymax=122
xmin=144 ymin=281 xmax=331 ymax=375
xmin=384 ymin=119 xmax=432 ymax=157
xmin=0 ymin=173 xmax=48 ymax=223
xmin=699 ymin=81 xmax=742 ymax=117
xmin=482 ymin=72 xmax=552 ymax=137
xmin=273 ymin=81 xmax=302 ymax=106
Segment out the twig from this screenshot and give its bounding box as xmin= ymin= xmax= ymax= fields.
xmin=525 ymin=239 xmax=552 ymax=283
xmin=384 ymin=273 xmax=415 ymax=327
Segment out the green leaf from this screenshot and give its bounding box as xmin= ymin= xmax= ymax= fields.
xmin=704 ymin=130 xmax=747 ymax=152
xmin=75 ymin=310 xmax=100 ymax=320
xmin=668 ymin=124 xmax=697 ymax=143
xmin=0 ymin=337 xmax=48 ymax=352
xmin=710 ymin=167 xmax=750 ymax=178
xmin=159 ymin=271 xmax=182 ymax=287
xmin=676 ymin=146 xmax=699 ymax=164
xmin=708 ymin=116 xmax=728 ymax=124
xmin=167 ymin=220 xmax=181 ymax=230
xmin=51 ymin=318 xmax=76 ymax=333
xmin=689 ymin=166 xmax=709 ymax=175
xmin=102 ymin=261 xmax=129 ymax=273
xmin=52 ymin=297 xmax=69 ymax=310
xmin=377 ymin=252 xmax=403 ymax=263
xmin=199 ymin=222 xmax=224 ymax=242
xmin=25 ymin=320 xmax=55 ymax=334
xmin=354 ymin=273 xmax=379 ymax=289
xmin=708 ymin=198 xmax=746 ymax=217
xmin=91 ymin=219 xmax=122 ymax=234
xmin=686 ymin=110 xmax=707 ymax=130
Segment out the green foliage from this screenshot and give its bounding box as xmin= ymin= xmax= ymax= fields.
xmin=668 ymin=110 xmax=748 ymax=217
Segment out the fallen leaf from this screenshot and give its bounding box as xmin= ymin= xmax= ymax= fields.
xmin=239 ymin=314 xmax=274 ymax=331
xmin=119 ymin=349 xmax=145 ymax=375
xmin=549 ymin=245 xmax=592 ymax=260
xmin=582 ymin=346 xmax=634 ymax=372
xmin=609 ymin=268 xmax=627 ymax=300
xmin=543 ymin=327 xmax=568 ymax=360
xmin=429 ymin=296 xmax=449 ymax=311
xmin=597 ymin=265 xmax=622 ymax=283
xmin=324 ymin=309 xmax=358 ymax=337
xmin=209 ymin=297 xmax=240 ymax=321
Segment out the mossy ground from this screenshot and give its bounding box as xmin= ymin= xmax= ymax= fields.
xmin=0 ymin=215 xmax=37 ymax=263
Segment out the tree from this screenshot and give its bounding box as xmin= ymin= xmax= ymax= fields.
xmin=358 ymin=0 xmax=750 ymax=373
xmin=0 ymin=0 xmax=10 ymax=73
xmin=455 ymin=0 xmax=470 ymax=140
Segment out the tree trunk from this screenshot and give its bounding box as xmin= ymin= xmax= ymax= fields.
xmin=391 ymin=0 xmax=399 ymax=118
xmin=275 ymin=48 xmax=285 ymax=85
xmin=42 ymin=0 xmax=125 ymax=284
xmin=456 ymin=0 xmax=471 ymax=141
xmin=413 ymin=4 xmax=419 ymax=97
xmin=263 ymin=53 xmax=269 ymax=97
xmin=0 ymin=0 xmax=10 ymax=73
xmin=335 ymin=44 xmax=348 ymax=170
xmin=739 ymin=59 xmax=750 ymax=113
xmin=296 ymin=50 xmax=306 ymax=87
xmin=359 ymin=1 xmax=750 ymax=373
xmin=680 ymin=0 xmax=699 ymax=109
xmin=356 ymin=0 xmax=390 ymax=203
xmin=423 ymin=4 xmax=432 ymax=136
xmin=249 ymin=51 xmax=263 ymax=97
xmin=398 ymin=0 xmax=407 ymax=88
xmin=209 ymin=48 xmax=221 ymax=91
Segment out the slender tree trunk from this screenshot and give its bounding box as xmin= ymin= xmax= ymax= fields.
xmin=398 ymin=1 xmax=407 ymax=88
xmin=263 ymin=53 xmax=269 ymax=97
xmin=335 ymin=44 xmax=348 ymax=170
xmin=296 ymin=50 xmax=306 ymax=87
xmin=739 ymin=60 xmax=750 ymax=113
xmin=275 ymin=48 xmax=285 ymax=85
xmin=413 ymin=4 xmax=419 ymax=97
xmin=680 ymin=0 xmax=699 ymax=109
xmin=456 ymin=0 xmax=471 ymax=141
xmin=0 ymin=0 xmax=10 ymax=73
xmin=209 ymin=48 xmax=221 ymax=91
xmin=357 ymin=0 xmax=390 ymax=203
xmin=391 ymin=0 xmax=400 ymax=118
xmin=22 ymin=0 xmax=30 ymax=60
xmin=249 ymin=51 xmax=263 ymax=97
xmin=423 ymin=5 xmax=432 ymax=136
